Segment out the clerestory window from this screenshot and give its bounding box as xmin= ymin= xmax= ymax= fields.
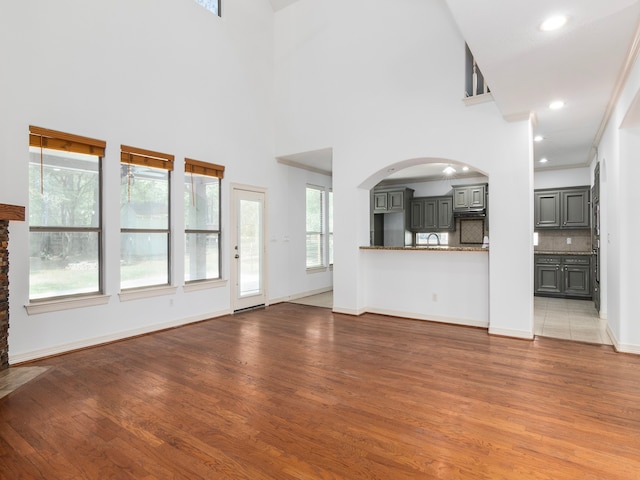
xmin=194 ymin=0 xmax=221 ymax=16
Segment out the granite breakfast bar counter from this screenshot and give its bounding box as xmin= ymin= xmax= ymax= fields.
xmin=361 ymin=245 xmax=488 ymax=252
xmin=359 ymin=245 xmax=489 ymax=328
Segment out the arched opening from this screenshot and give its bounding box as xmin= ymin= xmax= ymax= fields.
xmin=361 ymin=158 xmax=489 ymax=248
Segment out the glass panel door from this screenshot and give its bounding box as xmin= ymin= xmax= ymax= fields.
xmin=231 ymin=187 xmax=266 ymax=311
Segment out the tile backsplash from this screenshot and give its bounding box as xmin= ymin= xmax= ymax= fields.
xmin=535 ymin=229 xmax=592 ymax=252
xmin=447 ymin=218 xmax=489 ymax=247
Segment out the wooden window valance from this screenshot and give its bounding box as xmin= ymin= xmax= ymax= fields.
xmin=184 ymin=158 xmax=225 ymax=179
xmin=29 ymin=126 xmax=106 ymax=156
xmin=121 ymin=145 xmax=174 ymax=171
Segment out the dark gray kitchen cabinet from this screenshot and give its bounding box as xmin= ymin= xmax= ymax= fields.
xmin=534 ymin=256 xmax=562 ymax=294
xmin=534 ymin=255 xmax=591 ymax=298
xmin=410 ymin=199 xmax=425 ymax=230
xmin=437 ymin=197 xmax=454 ymax=229
xmin=534 ymin=187 xmax=590 ymax=229
xmin=371 ymin=187 xmax=414 ymax=246
xmin=453 ymin=184 xmax=486 ymax=211
xmin=410 ymin=196 xmax=453 ymax=232
xmin=562 ymin=189 xmax=589 ymax=228
xmin=534 ymin=191 xmax=561 ymax=228
xmin=562 ymin=256 xmax=591 ymax=296
xmin=373 ymin=188 xmax=410 ymax=213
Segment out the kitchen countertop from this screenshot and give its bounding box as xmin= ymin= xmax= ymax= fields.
xmin=360 ymin=245 xmax=488 ymax=252
xmin=534 ymin=251 xmax=593 ymax=256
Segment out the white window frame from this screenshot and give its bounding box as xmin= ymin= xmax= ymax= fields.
xmin=306 ymin=185 xmax=333 ymax=271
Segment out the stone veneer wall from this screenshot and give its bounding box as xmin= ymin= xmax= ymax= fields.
xmin=0 ymin=220 xmax=9 ymax=369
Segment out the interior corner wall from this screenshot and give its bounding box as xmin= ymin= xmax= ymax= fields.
xmin=0 ymin=0 xmax=319 ymax=362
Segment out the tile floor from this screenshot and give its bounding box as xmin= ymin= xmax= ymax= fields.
xmin=288 ymin=291 xmax=333 ymax=309
xmin=534 ymin=296 xmax=611 ymax=345
xmin=0 ymin=366 xmax=50 ymax=399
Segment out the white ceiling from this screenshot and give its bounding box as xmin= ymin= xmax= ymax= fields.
xmin=271 ymin=0 xmax=640 ymax=180
xmin=446 ymin=0 xmax=640 ymax=172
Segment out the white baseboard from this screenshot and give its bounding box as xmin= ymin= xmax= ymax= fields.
xmin=361 ymin=307 xmax=489 ymax=329
xmin=607 ymin=325 xmax=640 ymax=355
xmin=489 ymin=327 xmax=534 ymax=340
xmin=269 ymin=286 xmax=333 ymax=305
xmin=332 ymin=306 xmax=366 ymax=316
xmin=10 ymin=309 xmax=231 ymax=365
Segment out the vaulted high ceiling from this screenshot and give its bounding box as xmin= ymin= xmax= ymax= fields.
xmin=270 ymin=0 xmax=640 ymax=176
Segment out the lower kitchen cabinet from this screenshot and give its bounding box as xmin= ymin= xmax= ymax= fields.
xmin=534 ymin=254 xmax=591 ymax=299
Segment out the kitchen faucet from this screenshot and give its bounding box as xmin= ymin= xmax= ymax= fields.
xmin=426 ymin=233 xmax=440 ymax=245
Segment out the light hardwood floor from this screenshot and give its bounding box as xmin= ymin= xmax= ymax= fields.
xmin=1 ymin=303 xmax=639 ymax=479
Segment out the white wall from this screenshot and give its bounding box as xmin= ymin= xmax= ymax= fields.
xmin=534 ymin=167 xmax=591 ymax=189
xmin=362 ymin=250 xmax=489 ymax=327
xmin=269 ymin=164 xmax=333 ymax=302
xmin=0 ymin=0 xmax=332 ymax=362
xmin=275 ymin=0 xmax=534 ymax=338
xmin=596 ymin=39 xmax=640 ymax=353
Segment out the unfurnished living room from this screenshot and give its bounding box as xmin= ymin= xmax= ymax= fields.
xmin=2 ymin=0 xmax=640 ymax=478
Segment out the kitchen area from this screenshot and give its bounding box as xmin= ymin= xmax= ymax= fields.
xmin=360 ymin=171 xmax=491 ymax=329
xmin=362 ymin=162 xmax=606 ymax=345
xmin=533 ymin=163 xmax=608 ymax=344
xmin=369 ymin=177 xmax=489 ymax=250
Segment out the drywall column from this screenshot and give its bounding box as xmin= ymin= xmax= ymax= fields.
xmin=332 ymin=169 xmax=370 ymax=315
xmin=487 ymin=118 xmax=535 ymax=339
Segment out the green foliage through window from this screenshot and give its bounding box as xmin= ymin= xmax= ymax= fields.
xmin=28 ymin=149 xmax=102 ymax=299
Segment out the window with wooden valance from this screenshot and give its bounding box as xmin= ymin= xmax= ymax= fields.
xmin=184 ymin=158 xmax=224 ymax=178
xmin=29 ymin=126 xmax=106 ymax=156
xmin=120 ymin=145 xmax=174 ymax=171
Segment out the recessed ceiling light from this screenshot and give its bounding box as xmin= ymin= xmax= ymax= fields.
xmin=534 ymin=135 xmax=544 ymax=142
xmin=462 ymin=166 xmax=469 ymax=172
xmin=443 ymin=166 xmax=456 ymax=175
xmin=539 ymin=158 xmax=548 ymax=164
xmin=540 ymin=15 xmax=568 ymax=32
xmin=549 ymin=100 xmax=565 ymax=110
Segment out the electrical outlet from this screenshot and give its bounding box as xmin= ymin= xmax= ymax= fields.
xmin=567 ymin=237 xmax=572 ymax=244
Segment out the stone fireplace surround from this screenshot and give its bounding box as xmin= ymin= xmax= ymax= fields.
xmin=0 ymin=204 xmax=25 ymax=370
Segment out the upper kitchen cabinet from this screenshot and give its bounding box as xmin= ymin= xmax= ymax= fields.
xmin=371 ymin=187 xmax=414 ymax=247
xmin=410 ymin=196 xmax=454 ymax=231
xmin=373 ymin=188 xmax=412 ymax=213
xmin=453 ymin=184 xmax=486 ymax=212
xmin=534 ymin=187 xmax=590 ymax=229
